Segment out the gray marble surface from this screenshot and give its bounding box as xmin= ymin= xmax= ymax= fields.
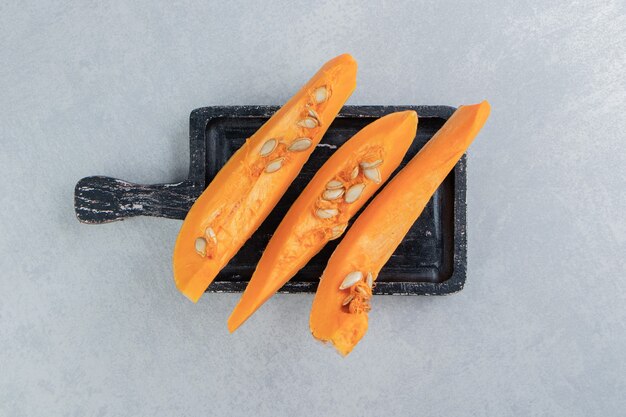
xmin=1 ymin=1 xmax=625 ymax=416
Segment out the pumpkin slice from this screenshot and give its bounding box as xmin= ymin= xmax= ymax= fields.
xmin=310 ymin=101 xmax=491 ymax=355
xmin=173 ymin=54 xmax=357 ymax=302
xmin=228 ymin=111 xmax=418 ymax=332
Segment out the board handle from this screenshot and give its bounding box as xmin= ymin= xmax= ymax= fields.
xmin=74 ymin=176 xmax=201 ymax=224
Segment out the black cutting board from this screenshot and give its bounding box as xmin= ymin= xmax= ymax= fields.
xmin=74 ymin=106 xmax=467 ymax=295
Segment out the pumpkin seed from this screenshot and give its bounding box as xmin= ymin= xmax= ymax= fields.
xmin=350 ymin=166 xmax=359 ymax=180
xmin=205 ymin=227 xmax=217 ymax=244
xmin=288 ymin=138 xmax=312 ymax=152
xmin=342 ymin=294 xmax=355 ymax=306
xmin=326 ymin=180 xmax=343 ymax=190
xmin=344 ymin=183 xmax=366 ymax=203
xmin=314 ymin=86 xmax=328 ymax=103
xmin=348 ymin=301 xmax=358 ymax=314
xmin=322 ymin=188 xmax=345 ymax=201
xmin=195 ymin=237 xmax=207 ymax=256
xmin=259 ymin=139 xmax=277 ymax=156
xmin=265 ymin=157 xmax=285 ymax=173
xmin=315 ymin=208 xmax=338 ymax=219
xmin=366 ymin=272 xmax=373 ymax=289
xmin=360 ymin=159 xmax=383 ymax=169
xmin=363 ymin=167 xmax=381 ymax=183
xmin=329 ymin=223 xmax=348 ymax=240
xmin=297 ymin=117 xmax=318 ymax=129
xmin=355 ymin=286 xmax=369 ymax=297
xmin=340 ymin=271 xmax=363 ymax=290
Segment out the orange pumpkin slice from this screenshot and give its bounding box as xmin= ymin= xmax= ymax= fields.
xmin=173 ymin=54 xmax=357 ymax=302
xmin=310 ymin=101 xmax=491 ymax=355
xmin=228 ymin=111 xmax=418 ymax=332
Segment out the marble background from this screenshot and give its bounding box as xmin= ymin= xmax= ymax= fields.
xmin=1 ymin=1 xmax=624 ymax=415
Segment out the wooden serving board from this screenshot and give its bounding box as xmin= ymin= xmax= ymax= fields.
xmin=74 ymin=106 xmax=466 ymax=295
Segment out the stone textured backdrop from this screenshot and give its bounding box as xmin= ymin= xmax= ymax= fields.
xmin=1 ymin=1 xmax=624 ymax=416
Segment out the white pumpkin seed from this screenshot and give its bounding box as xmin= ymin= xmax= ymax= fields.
xmin=195 ymin=237 xmax=207 ymax=256
xmin=259 ymin=139 xmax=277 ymax=156
xmin=297 ymin=117 xmax=318 ymax=129
xmin=322 ymin=188 xmax=345 ymax=201
xmin=315 ymin=208 xmax=339 ymax=219
xmin=326 ymin=180 xmax=343 ymax=190
xmin=360 ymin=159 xmax=383 ymax=169
xmin=344 ymin=183 xmax=366 ymax=203
xmin=288 ymin=138 xmax=312 ymax=152
xmin=329 ymin=223 xmax=347 ymax=240
xmin=342 ymin=294 xmax=355 ymax=306
xmin=308 ymin=108 xmax=321 ymax=123
xmin=265 ymin=157 xmax=284 ymax=173
xmin=350 ymin=166 xmax=359 ymax=179
xmin=366 ymin=272 xmax=373 ymax=289
xmin=363 ymin=167 xmax=381 ymax=183
xmin=205 ymin=227 xmax=217 ymax=243
xmin=340 ymin=271 xmax=363 ymax=290
xmin=314 ymin=86 xmax=328 ymax=103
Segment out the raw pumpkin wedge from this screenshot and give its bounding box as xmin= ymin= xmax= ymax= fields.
xmin=310 ymin=101 xmax=491 ymax=355
xmin=173 ymin=54 xmax=357 ymax=302
xmin=228 ymin=111 xmax=418 ymax=332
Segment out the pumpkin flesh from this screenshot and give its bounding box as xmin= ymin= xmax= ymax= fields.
xmin=173 ymin=54 xmax=357 ymax=302
xmin=228 ymin=111 xmax=418 ymax=332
